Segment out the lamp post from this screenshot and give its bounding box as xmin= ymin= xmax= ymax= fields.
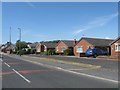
xmin=18 ymin=28 xmax=21 ymax=55
xmin=18 ymin=28 xmax=21 ymax=41
xmin=9 ymin=27 xmax=11 ymax=54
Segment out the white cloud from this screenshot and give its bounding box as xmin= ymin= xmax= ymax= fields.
xmin=73 ymin=29 xmax=85 ymax=34
xmin=73 ymin=12 xmax=118 ymax=34
xmin=25 ymin=0 xmax=36 ymax=8
xmin=105 ymin=37 xmax=112 ymax=39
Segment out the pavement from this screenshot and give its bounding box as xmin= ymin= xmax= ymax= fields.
xmin=1 ymin=54 xmax=119 ymax=88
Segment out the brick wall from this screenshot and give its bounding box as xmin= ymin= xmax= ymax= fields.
xmin=111 ymin=39 xmax=120 ymax=59
xmin=56 ymin=41 xmax=68 ymax=53
xmin=74 ymin=39 xmax=93 ymax=56
xmin=36 ymin=43 xmax=41 ymax=53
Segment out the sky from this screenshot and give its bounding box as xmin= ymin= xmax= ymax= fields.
xmin=2 ymin=2 xmax=118 ymax=44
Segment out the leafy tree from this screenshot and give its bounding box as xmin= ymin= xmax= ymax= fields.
xmin=16 ymin=40 xmax=28 ymax=55
xmin=16 ymin=40 xmax=28 ymax=50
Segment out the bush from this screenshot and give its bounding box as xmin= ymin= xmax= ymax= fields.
xmin=31 ymin=49 xmax=36 ymax=54
xmin=40 ymin=50 xmax=56 ymax=55
xmin=64 ymin=48 xmax=73 ymax=55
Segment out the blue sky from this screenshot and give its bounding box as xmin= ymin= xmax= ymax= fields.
xmin=2 ymin=2 xmax=118 ymax=44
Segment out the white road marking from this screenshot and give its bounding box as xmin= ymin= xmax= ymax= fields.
xmin=0 ymin=59 xmax=3 ymax=62
xmin=6 ymin=55 xmax=119 ymax=84
xmin=58 ymin=68 xmax=118 ymax=83
xmin=12 ymin=69 xmax=31 ymax=83
xmin=4 ymin=62 xmax=10 ymax=67
xmin=22 ymin=59 xmax=119 ymax=83
xmin=67 ymin=68 xmax=89 ymax=70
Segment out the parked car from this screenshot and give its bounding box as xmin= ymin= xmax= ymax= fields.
xmin=86 ymin=48 xmax=108 ymax=58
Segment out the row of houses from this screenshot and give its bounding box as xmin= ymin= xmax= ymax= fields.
xmin=1 ymin=37 xmax=120 ymax=59
xmin=35 ymin=37 xmax=120 ymax=59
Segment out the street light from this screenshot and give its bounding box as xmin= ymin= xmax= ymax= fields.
xmin=18 ymin=28 xmax=21 ymax=41
xmin=9 ymin=27 xmax=12 ymax=54
xmin=18 ymin=28 xmax=21 ymax=56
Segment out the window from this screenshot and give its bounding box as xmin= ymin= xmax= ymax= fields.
xmin=76 ymin=46 xmax=83 ymax=53
xmin=87 ymin=46 xmax=90 ymax=49
xmin=118 ymin=45 xmax=120 ymax=51
xmin=56 ymin=47 xmax=58 ymax=51
xmin=61 ymin=48 xmax=66 ymax=52
xmin=115 ymin=43 xmax=120 ymax=52
xmin=44 ymin=45 xmax=47 ymax=52
xmin=37 ymin=47 xmax=40 ymax=52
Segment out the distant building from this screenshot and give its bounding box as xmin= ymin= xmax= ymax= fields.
xmin=36 ymin=42 xmax=57 ymax=53
xmin=74 ymin=37 xmax=114 ymax=57
xmin=0 ymin=42 xmax=16 ymax=54
xmin=27 ymin=42 xmax=38 ymax=49
xmin=110 ymin=37 xmax=120 ymax=59
xmin=56 ymin=40 xmax=77 ymax=54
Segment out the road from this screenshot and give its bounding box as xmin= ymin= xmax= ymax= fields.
xmin=1 ymin=54 xmax=118 ymax=88
xmin=29 ymin=54 xmax=119 ymax=70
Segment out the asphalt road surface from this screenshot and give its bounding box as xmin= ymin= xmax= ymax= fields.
xmin=29 ymin=54 xmax=118 ymax=70
xmin=1 ymin=55 xmax=118 ymax=88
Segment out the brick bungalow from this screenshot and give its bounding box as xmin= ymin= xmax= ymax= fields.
xmin=56 ymin=40 xmax=77 ymax=54
xmin=110 ymin=37 xmax=120 ymax=59
xmin=74 ymin=37 xmax=114 ymax=57
xmin=36 ymin=42 xmax=57 ymax=53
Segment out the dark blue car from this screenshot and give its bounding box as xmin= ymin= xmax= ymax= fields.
xmin=86 ymin=48 xmax=108 ymax=58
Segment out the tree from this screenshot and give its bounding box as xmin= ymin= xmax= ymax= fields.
xmin=16 ymin=40 xmax=28 ymax=55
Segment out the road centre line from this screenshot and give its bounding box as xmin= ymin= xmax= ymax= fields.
xmin=4 ymin=62 xmax=10 ymax=67
xmin=18 ymin=57 xmax=118 ymax=83
xmin=12 ymin=69 xmax=31 ymax=83
xmin=57 ymin=68 xmax=118 ymax=83
xmin=6 ymin=55 xmax=118 ymax=84
xmin=0 ymin=59 xmax=3 ymax=62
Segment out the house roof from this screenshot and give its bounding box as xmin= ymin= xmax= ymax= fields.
xmin=41 ymin=42 xmax=57 ymax=48
xmin=28 ymin=43 xmax=38 ymax=48
xmin=77 ymin=37 xmax=114 ymax=46
xmin=5 ymin=44 xmax=16 ymax=50
xmin=110 ymin=36 xmax=120 ymax=45
xmin=60 ymin=40 xmax=77 ymax=47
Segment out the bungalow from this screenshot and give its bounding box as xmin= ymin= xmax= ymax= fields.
xmin=36 ymin=42 xmax=57 ymax=53
xmin=110 ymin=37 xmax=120 ymax=59
xmin=74 ymin=37 xmax=114 ymax=57
xmin=27 ymin=42 xmax=38 ymax=49
xmin=56 ymin=40 xmax=77 ymax=54
xmin=1 ymin=43 xmax=16 ymax=54
xmin=26 ymin=42 xmax=38 ymax=54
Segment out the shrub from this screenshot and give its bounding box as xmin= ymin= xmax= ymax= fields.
xmin=64 ymin=48 xmax=73 ymax=55
xmin=40 ymin=50 xmax=56 ymax=55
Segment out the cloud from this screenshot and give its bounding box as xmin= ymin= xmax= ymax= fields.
xmin=73 ymin=29 xmax=85 ymax=34
xmin=73 ymin=12 xmax=118 ymax=34
xmin=25 ymin=0 xmax=36 ymax=8
xmin=104 ymin=37 xmax=112 ymax=39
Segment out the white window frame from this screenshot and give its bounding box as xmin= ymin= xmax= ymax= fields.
xmin=37 ymin=47 xmax=40 ymax=52
xmin=44 ymin=45 xmax=47 ymax=52
xmin=76 ymin=46 xmax=83 ymax=53
xmin=115 ymin=43 xmax=120 ymax=52
xmin=61 ymin=47 xmax=66 ymax=52
xmin=87 ymin=46 xmax=90 ymax=49
xmin=56 ymin=47 xmax=58 ymax=51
